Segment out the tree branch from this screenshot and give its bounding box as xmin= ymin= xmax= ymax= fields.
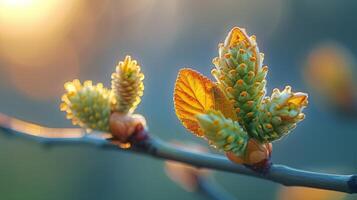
xmin=0 ymin=113 xmax=356 ymax=194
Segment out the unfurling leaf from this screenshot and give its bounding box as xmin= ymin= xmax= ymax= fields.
xmin=174 ymin=69 xmax=215 ymax=136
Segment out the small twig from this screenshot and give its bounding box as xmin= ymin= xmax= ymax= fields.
xmin=0 ymin=113 xmax=356 ymax=194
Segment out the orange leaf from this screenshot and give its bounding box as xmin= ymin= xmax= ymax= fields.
xmin=174 ymin=69 xmax=215 ymax=136
xmin=174 ymin=68 xmax=238 ymax=136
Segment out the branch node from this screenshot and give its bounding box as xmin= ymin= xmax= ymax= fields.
xmin=244 ymin=158 xmax=272 ymax=174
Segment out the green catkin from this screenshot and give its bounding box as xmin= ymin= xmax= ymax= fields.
xmin=60 ymin=55 xmax=146 ymax=132
xmin=60 ymin=80 xmax=112 ymax=132
xmin=211 ymin=28 xmax=268 ymax=128
xmin=196 ymin=110 xmax=249 ymax=156
xmin=111 ymin=55 xmax=144 ymax=114
xmin=249 ymin=86 xmax=308 ymax=143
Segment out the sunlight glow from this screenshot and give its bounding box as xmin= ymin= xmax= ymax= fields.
xmin=0 ymin=0 xmax=78 ymax=37
xmin=0 ymin=0 xmax=32 ymax=6
xmin=0 ymin=0 xmax=82 ymax=100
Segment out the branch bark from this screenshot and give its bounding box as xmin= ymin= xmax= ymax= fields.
xmin=0 ymin=113 xmax=356 ymax=194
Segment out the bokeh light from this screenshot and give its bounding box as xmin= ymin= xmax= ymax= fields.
xmin=277 ymin=186 xmax=346 ymax=200
xmin=304 ymin=42 xmax=357 ymax=113
xmin=0 ymin=0 xmax=80 ymax=38
xmin=0 ymin=0 xmax=83 ymax=100
xmin=3 ymin=42 xmax=80 ymax=100
xmin=165 ymin=142 xmax=210 ymax=192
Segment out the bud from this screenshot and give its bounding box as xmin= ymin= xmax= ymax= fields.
xmin=226 ymin=139 xmax=272 ymax=169
xmin=109 ymin=112 xmax=147 ymax=143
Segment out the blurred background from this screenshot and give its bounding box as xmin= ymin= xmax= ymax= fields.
xmin=0 ymin=0 xmax=356 ymax=199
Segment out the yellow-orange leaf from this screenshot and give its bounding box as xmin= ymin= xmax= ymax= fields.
xmin=174 ymin=69 xmax=215 ymax=136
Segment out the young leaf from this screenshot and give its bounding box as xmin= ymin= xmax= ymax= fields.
xmin=174 ymin=68 xmax=238 ymax=136
xmin=174 ymin=69 xmax=215 ymax=136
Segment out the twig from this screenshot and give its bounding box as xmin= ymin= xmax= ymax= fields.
xmin=0 ymin=113 xmax=356 ymax=194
